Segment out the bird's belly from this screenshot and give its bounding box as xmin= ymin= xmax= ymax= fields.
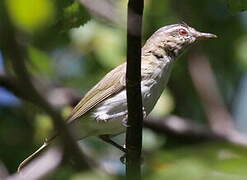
xmin=71 ymin=114 xmax=126 ymax=139
xmin=94 ymin=90 xmax=127 ymax=116
xmin=73 ymin=63 xmax=172 ymax=138
xmin=142 ymin=65 xmax=172 ymax=114
xmin=85 ymin=90 xmax=128 ymax=136
xmin=142 ymin=81 xmax=165 ymax=114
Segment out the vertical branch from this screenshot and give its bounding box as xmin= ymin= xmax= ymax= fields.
xmin=125 ymin=0 xmax=144 ymax=179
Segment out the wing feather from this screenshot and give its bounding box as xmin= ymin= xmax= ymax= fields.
xmin=67 ymin=63 xmax=126 ymax=123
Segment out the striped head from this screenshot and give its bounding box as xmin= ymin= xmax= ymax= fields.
xmin=144 ymin=23 xmax=217 ymax=58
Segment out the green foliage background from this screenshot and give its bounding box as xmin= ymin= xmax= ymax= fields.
xmin=1 ymin=0 xmax=247 ymax=179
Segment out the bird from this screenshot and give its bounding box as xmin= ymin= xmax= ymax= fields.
xmin=18 ymin=23 xmax=217 ymax=171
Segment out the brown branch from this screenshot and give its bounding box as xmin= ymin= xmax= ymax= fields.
xmin=169 ymin=0 xmax=247 ymax=147
xmin=0 ymin=13 xmax=89 ymax=171
xmin=0 ymin=73 xmax=80 ymax=107
xmin=188 ymin=52 xmax=234 ymax=134
xmin=145 ymin=116 xmax=215 ymax=140
xmin=0 ymin=161 xmax=8 ymax=180
xmin=3 ymin=69 xmax=247 ymax=147
xmin=145 ymin=115 xmax=247 ymax=146
xmin=125 ymin=0 xmax=144 ymax=179
xmin=5 ymin=147 xmax=62 ymax=180
xmin=188 ymin=51 xmax=247 ymax=145
xmin=3 ymin=68 xmax=247 ymax=147
xmin=0 ymin=73 xmax=35 ymax=102
xmin=78 ymin=0 xmax=123 ymax=25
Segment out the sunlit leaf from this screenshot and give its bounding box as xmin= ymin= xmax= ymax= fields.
xmin=6 ymin=0 xmax=55 ymax=32
xmin=70 ymin=20 xmax=125 ymax=68
xmin=62 ymin=2 xmax=90 ymax=30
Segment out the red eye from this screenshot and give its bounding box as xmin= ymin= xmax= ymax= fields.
xmin=179 ymin=29 xmax=188 ymax=36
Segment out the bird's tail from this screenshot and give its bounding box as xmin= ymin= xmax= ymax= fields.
xmin=17 ymin=134 xmax=57 ymax=172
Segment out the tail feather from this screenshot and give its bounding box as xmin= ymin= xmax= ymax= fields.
xmin=17 ymin=134 xmax=57 ymax=172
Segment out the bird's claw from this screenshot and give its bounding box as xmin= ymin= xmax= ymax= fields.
xmin=120 ymin=154 xmax=126 ymax=164
xmin=122 ymin=117 xmax=130 ymax=127
xmin=119 ymin=153 xmax=144 ymax=165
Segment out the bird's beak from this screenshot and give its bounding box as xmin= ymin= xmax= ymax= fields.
xmin=195 ymin=32 xmax=218 ymax=40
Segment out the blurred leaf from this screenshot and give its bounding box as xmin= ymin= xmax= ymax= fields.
xmin=70 ymin=22 xmax=96 ymax=51
xmin=143 ymin=129 xmax=165 ymax=151
xmin=148 ymin=159 xmax=207 ymax=180
xmin=0 ymin=0 xmax=5 ymax=20
xmin=94 ymin=27 xmax=125 ymax=68
xmin=62 ymin=2 xmax=90 ymax=30
xmin=54 ymin=0 xmax=74 ymax=9
xmin=226 ymin=0 xmax=247 ymax=12
xmin=150 ymin=90 xmax=175 ymax=118
xmin=71 ymin=172 xmax=114 ymax=180
xmin=29 ymin=1 xmax=90 ymax=50
xmin=70 ymin=20 xmax=125 ymax=68
xmin=34 ymin=114 xmax=53 ymax=142
xmin=28 ymin=47 xmax=54 ymax=76
xmin=148 ymin=143 xmax=247 ymax=180
xmin=6 ymin=0 xmax=55 ymax=32
xmin=235 ymin=35 xmax=247 ymax=69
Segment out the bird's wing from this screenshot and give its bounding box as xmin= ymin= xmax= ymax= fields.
xmin=67 ymin=63 xmax=126 ymax=123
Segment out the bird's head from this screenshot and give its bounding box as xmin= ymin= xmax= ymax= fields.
xmin=143 ymin=23 xmax=217 ymax=59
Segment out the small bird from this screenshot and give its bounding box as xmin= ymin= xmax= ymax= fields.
xmin=18 ymin=23 xmax=217 ymax=171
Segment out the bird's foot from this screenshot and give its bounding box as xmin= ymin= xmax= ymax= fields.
xmin=99 ymin=135 xmax=127 ymax=153
xmin=95 ymin=114 xmax=110 ymax=123
xmin=119 ymin=153 xmax=144 ymax=165
xmin=122 ymin=116 xmax=130 ymax=127
xmin=142 ymin=107 xmax=147 ymax=118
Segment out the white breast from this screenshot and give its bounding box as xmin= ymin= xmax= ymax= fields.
xmin=76 ymin=59 xmax=173 ymax=137
xmin=142 ymin=61 xmax=173 ymax=114
xmin=93 ymin=59 xmax=173 ymax=118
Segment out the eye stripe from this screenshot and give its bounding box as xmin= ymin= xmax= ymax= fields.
xmin=166 ymin=27 xmax=189 ymax=35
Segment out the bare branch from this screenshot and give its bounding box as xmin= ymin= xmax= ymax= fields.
xmin=188 ymin=51 xmax=237 ymax=136
xmin=125 ymin=0 xmax=144 ymax=179
xmin=78 ymin=0 xmax=124 ymax=25
xmin=145 ymin=115 xmax=247 ymax=146
xmin=0 ymin=161 xmax=9 ymax=180
xmin=6 ymin=147 xmax=62 ymax=180
xmin=145 ymin=115 xmax=215 ymax=140
xmin=0 ymin=73 xmax=34 ymax=101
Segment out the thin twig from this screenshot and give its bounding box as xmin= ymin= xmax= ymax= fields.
xmin=145 ymin=115 xmax=247 ymax=146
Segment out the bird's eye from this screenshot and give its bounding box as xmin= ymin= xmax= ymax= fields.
xmin=178 ymin=29 xmax=188 ymax=36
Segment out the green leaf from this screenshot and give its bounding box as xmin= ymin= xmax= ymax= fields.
xmin=29 ymin=2 xmax=90 ymax=49
xmin=148 ymin=143 xmax=247 ymax=180
xmin=5 ymin=0 xmax=55 ymax=32
xmin=235 ymin=35 xmax=247 ymax=69
xmin=28 ymin=47 xmax=54 ymax=76
xmin=62 ymin=2 xmax=90 ymax=30
xmin=226 ymin=0 xmax=247 ymax=12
